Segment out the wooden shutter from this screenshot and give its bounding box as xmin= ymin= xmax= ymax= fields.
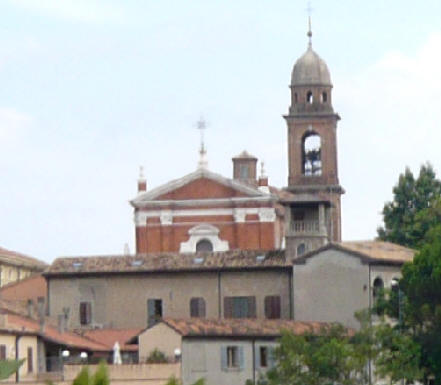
xmin=190 ymin=298 xmax=198 ymax=317
xmin=224 ymin=297 xmax=233 ymax=318
xmin=220 ymin=346 xmax=227 ymax=371
xmin=265 ymin=296 xmax=281 ymax=319
xmin=79 ymin=302 xmax=91 ymax=325
xmin=0 ymin=345 xmax=6 ymax=360
xmin=248 ymin=296 xmax=256 ymax=318
xmin=147 ymin=299 xmax=155 ymax=327
xmin=199 ymin=298 xmax=206 ymax=318
xmin=27 ymin=347 xmax=33 ymax=373
xmin=238 ymin=346 xmax=245 ymax=370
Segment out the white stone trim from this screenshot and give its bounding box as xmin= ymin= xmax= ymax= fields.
xmin=131 ymin=168 xmax=275 ymax=207
xmin=258 ymin=208 xmax=277 ymax=222
xmin=134 ymin=207 xmax=277 ymax=226
xmin=179 ymin=224 xmax=229 ymax=252
xmin=160 ymin=210 xmax=173 ymax=225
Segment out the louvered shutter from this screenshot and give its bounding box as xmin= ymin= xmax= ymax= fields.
xmin=248 ymin=296 xmax=256 ymax=318
xmin=239 ymin=346 xmax=245 ymax=370
xmin=0 ymin=345 xmax=6 ymax=360
xmin=220 ymin=346 xmax=227 ymax=371
xmin=199 ymin=298 xmax=206 ymax=318
xmin=190 ymin=298 xmax=198 ymax=317
xmin=224 ymin=297 xmax=233 ymax=318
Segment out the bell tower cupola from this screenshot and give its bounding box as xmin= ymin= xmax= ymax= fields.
xmin=283 ymin=20 xmax=344 ymax=258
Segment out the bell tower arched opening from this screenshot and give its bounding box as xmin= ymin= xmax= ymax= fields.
xmin=302 ymin=133 xmax=322 ymax=176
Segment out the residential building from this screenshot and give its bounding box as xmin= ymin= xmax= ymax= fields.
xmin=138 ymin=318 xmax=331 ymax=385
xmin=0 ymin=246 xmax=47 ymax=287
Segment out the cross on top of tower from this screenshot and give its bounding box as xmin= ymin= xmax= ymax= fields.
xmin=196 ymin=117 xmax=208 ymax=170
xmin=306 ymin=1 xmax=313 ymax=47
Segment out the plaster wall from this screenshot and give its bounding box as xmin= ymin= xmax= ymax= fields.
xmin=293 ymin=249 xmax=370 ymax=329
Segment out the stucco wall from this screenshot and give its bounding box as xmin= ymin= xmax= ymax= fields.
xmin=138 ymin=323 xmax=182 ymax=362
xmin=293 ymin=249 xmax=370 ymax=329
xmin=181 ymin=338 xmax=278 ymax=385
xmin=48 ymin=269 xmax=291 ymax=329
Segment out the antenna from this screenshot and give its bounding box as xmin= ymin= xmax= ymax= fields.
xmin=196 ymin=117 xmax=208 ymax=169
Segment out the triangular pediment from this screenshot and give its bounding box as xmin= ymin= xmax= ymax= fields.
xmin=131 ymin=168 xmax=272 ymax=206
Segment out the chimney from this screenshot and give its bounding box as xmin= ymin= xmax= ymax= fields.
xmin=27 ymin=299 xmax=34 ymax=318
xmin=138 ymin=166 xmax=147 ymax=193
xmin=232 ymin=151 xmax=258 ymax=185
xmin=57 ymin=314 xmax=65 ymax=334
xmin=37 ymin=297 xmax=45 ymax=333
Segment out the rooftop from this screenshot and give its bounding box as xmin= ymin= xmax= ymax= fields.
xmin=79 ymin=328 xmax=142 ymax=352
xmin=45 ymin=249 xmax=288 ymax=276
xmin=153 ymin=318 xmax=336 ymax=338
xmin=0 ymin=246 xmax=47 ymax=270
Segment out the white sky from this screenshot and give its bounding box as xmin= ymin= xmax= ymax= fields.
xmin=1 ymin=0 xmax=441 ymax=263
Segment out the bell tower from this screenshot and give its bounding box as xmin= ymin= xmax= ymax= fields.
xmin=283 ymin=22 xmax=344 ymax=258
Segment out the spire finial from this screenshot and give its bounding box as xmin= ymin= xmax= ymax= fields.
xmin=196 ymin=117 xmax=208 ymax=170
xmin=139 ymin=165 xmax=145 ymax=180
xmin=306 ymin=1 xmax=313 ymax=48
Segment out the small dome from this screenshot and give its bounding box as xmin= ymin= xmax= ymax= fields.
xmin=291 ymin=46 xmax=332 ymax=86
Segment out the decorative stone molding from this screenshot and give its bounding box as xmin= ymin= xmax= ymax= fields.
xmin=134 ymin=207 xmax=277 ymax=226
xmin=160 ymin=211 xmax=173 ymax=225
xmin=258 ymin=208 xmax=276 ymax=222
xmin=233 ymin=209 xmax=247 ymax=223
xmin=180 ymin=224 xmax=229 ymax=252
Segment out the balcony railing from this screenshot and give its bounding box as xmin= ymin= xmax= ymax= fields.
xmin=290 ymin=220 xmax=320 ymax=234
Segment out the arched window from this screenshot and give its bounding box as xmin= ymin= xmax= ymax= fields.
xmin=297 ymin=243 xmax=306 ymax=256
xmin=306 ymin=91 xmax=313 ymax=104
xmin=321 ymin=92 xmax=328 ymax=103
xmin=196 ymin=239 xmax=213 ymax=252
xmin=302 ymin=133 xmax=322 ymax=176
xmin=294 ymin=93 xmax=298 ymax=104
xmin=190 ymin=297 xmax=206 ymax=318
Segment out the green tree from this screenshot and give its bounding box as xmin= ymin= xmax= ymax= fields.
xmin=378 ymin=163 xmax=441 ymax=248
xmin=266 ymin=324 xmax=369 ymax=385
xmin=71 ymin=363 xmax=109 ymax=385
xmin=398 ymin=225 xmax=441 ymax=383
xmin=0 ymin=359 xmax=24 ymax=380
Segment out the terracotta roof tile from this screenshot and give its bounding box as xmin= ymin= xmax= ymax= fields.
xmin=80 ymin=329 xmax=142 ymax=351
xmin=4 ymin=313 xmax=109 ymax=351
xmin=340 ymin=241 xmax=414 ymax=263
xmin=0 ymin=246 xmax=47 ymax=269
xmin=46 ymin=249 xmax=288 ymax=275
xmin=159 ymin=318 xmax=334 ymax=337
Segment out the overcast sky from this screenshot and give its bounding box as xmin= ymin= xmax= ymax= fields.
xmin=1 ymin=0 xmax=441 ymax=263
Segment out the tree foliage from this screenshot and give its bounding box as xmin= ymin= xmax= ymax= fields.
xmin=0 ymin=359 xmax=24 ymax=380
xmin=72 ymin=363 xmax=109 ymax=385
xmin=378 ymin=163 xmax=441 ymax=249
xmin=266 ymin=324 xmax=369 ymax=385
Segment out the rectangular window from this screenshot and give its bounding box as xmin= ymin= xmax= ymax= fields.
xmin=0 ymin=345 xmax=6 ymax=360
xmin=27 ymin=347 xmax=33 ymax=373
xmin=264 ymin=296 xmax=281 ymax=319
xmin=227 ymin=346 xmax=239 ymax=368
xmin=79 ymin=302 xmax=92 ymax=325
xmin=260 ymin=347 xmax=268 ymax=367
xmin=224 ymin=296 xmax=256 ymax=319
xmin=147 ymin=299 xmax=163 ymax=327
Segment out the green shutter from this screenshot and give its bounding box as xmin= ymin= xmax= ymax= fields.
xmin=239 ymin=346 xmax=245 ymax=371
xmin=221 ymin=346 xmax=227 ymax=371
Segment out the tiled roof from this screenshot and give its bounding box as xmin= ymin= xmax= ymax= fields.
xmin=3 ymin=312 xmax=109 ymax=352
xmin=340 ymin=241 xmax=414 ymax=263
xmin=295 ymin=241 xmax=414 ymax=265
xmin=79 ymin=329 xmax=142 ymax=352
xmin=0 ymin=246 xmax=47 ymax=270
xmin=45 ymin=249 xmax=288 ymax=276
xmin=0 ymin=274 xmax=47 ymax=303
xmin=157 ymin=318 xmax=334 ymax=337
xmin=232 ymin=150 xmax=257 ymax=160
